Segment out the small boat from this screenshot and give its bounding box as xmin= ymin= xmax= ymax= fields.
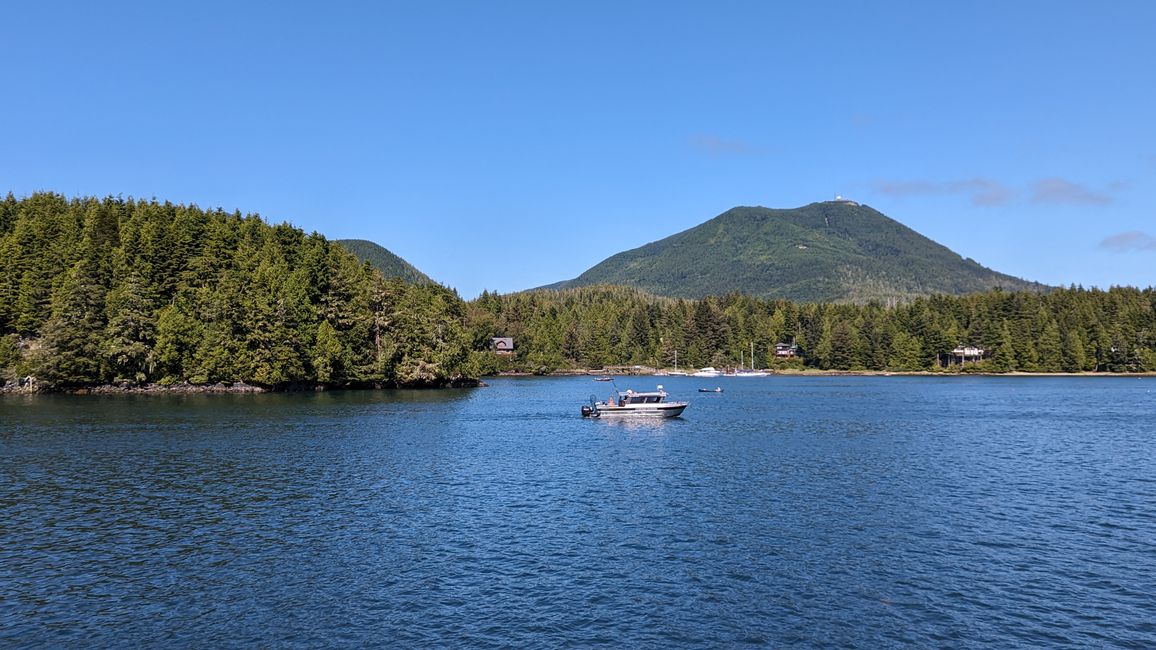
xmin=593 ymin=376 xmax=613 ymax=382
xmin=698 ymin=387 xmax=723 ymax=393
xmin=581 ymin=385 xmax=688 ymax=418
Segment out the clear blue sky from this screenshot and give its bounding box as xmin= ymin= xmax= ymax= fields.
xmin=3 ymin=2 xmax=1154 ymax=298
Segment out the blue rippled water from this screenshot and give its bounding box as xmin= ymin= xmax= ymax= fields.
xmin=2 ymin=376 xmax=1155 ymax=647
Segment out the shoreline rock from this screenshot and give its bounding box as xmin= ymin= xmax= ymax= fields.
xmin=1 ymin=378 xmax=482 ymax=395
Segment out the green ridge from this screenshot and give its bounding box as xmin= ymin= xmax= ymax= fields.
xmin=548 ymin=202 xmax=1045 ymax=302
xmin=335 ymin=239 xmax=432 ymax=285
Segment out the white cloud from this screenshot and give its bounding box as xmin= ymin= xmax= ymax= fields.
xmin=689 ymin=134 xmax=757 ymax=157
xmin=875 ymin=176 xmax=1119 ymax=208
xmin=873 ymin=177 xmax=1015 ymax=207
xmin=1099 ymin=231 xmax=1156 ymax=252
xmin=1030 ymin=178 xmax=1112 ymax=205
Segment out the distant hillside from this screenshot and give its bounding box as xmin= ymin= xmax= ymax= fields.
xmin=335 ymin=239 xmax=431 ymax=284
xmin=545 ymin=201 xmax=1045 ymax=303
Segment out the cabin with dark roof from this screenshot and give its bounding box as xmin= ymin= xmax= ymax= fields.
xmin=491 ymin=337 xmax=515 ymax=355
xmin=774 ymin=342 xmax=798 ymax=358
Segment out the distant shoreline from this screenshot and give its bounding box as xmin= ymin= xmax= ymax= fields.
xmin=495 ymin=369 xmax=1156 ymax=378
xmin=0 ymin=378 xmax=482 ymax=395
xmin=5 ymin=371 xmax=1149 ymax=395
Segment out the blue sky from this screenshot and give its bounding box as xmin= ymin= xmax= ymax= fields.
xmin=3 ymin=2 xmax=1154 ymax=298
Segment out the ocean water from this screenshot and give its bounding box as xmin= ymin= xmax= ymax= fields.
xmin=2 ymin=376 xmax=1154 ymax=648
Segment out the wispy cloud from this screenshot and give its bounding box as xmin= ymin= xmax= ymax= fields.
xmin=873 ymin=177 xmax=1015 ymax=207
xmin=689 ymin=134 xmax=757 ymax=157
xmin=1030 ymin=178 xmax=1112 ymax=205
xmin=875 ymin=176 xmax=1121 ymax=208
xmin=1099 ymin=231 xmax=1156 ymax=252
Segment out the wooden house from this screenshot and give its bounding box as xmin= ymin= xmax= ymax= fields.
xmin=950 ymin=345 xmax=986 ymax=364
xmin=774 ymin=342 xmax=798 ymax=358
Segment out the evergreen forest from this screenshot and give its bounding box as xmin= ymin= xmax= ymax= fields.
xmin=0 ymin=193 xmax=478 ymax=389
xmin=468 ymin=285 xmax=1156 ymax=374
xmin=3 ymin=192 xmax=1154 ymax=391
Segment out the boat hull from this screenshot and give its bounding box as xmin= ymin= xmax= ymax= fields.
xmin=585 ymin=402 xmax=688 ymax=418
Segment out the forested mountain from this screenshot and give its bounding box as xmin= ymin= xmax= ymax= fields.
xmin=0 ymin=192 xmax=478 ymax=390
xmin=545 ymin=201 xmax=1044 ymax=303
xmin=336 ymin=239 xmax=431 ymax=284
xmin=468 ymin=284 xmax=1156 ymax=374
xmin=4 ymin=192 xmax=1148 ymax=389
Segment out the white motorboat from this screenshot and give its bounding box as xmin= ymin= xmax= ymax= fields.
xmin=581 ymin=385 xmax=688 ymax=418
xmin=691 ymin=367 xmax=721 ymax=377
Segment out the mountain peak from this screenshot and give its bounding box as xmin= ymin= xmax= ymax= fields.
xmin=335 ymin=239 xmax=432 ymax=284
xmin=543 ymin=203 xmax=1043 ymax=303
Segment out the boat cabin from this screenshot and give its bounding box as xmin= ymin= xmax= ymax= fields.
xmin=607 ymin=388 xmax=670 ymax=407
xmin=618 ymin=390 xmax=665 ymax=405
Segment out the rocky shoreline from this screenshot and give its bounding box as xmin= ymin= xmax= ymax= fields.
xmin=1 ymin=378 xmax=482 ymax=395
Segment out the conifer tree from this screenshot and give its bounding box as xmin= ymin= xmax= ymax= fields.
xmin=1061 ymin=327 xmax=1087 ymax=373
xmin=988 ymin=321 xmax=1016 ymax=372
xmin=1037 ymin=320 xmax=1063 ymax=372
xmin=36 ymin=259 xmax=108 ymax=385
xmin=104 ymin=271 xmax=157 ymax=382
xmin=887 ymin=330 xmax=923 ymax=370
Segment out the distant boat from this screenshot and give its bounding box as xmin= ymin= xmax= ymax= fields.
xmin=698 ymin=387 xmax=723 ymax=393
xmin=581 ymin=385 xmax=688 ymax=418
xmin=691 ymin=367 xmax=721 ymax=377
xmin=661 ymin=350 xmax=687 ymax=375
xmin=594 ymin=376 xmax=613 ymax=382
xmin=731 ymin=344 xmax=768 ymax=377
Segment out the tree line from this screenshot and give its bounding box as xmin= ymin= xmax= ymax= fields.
xmin=0 ymin=193 xmax=478 ymax=389
xmin=4 ymin=192 xmax=1152 ymax=388
xmin=466 ymin=284 xmax=1156 ymax=374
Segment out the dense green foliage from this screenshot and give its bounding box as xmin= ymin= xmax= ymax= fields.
xmin=5 ymin=192 xmax=1148 ymax=387
xmin=546 ymin=202 xmax=1044 ymax=303
xmin=0 ymin=193 xmax=477 ymax=389
xmin=335 ymin=239 xmax=432 ymax=284
xmin=468 ymin=285 xmax=1156 ymax=373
